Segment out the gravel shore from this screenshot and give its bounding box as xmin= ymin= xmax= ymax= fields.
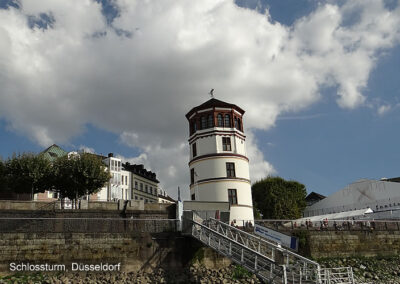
xmin=0 ymin=263 xmax=261 ymax=284
xmin=2 ymin=257 xmax=400 ymax=283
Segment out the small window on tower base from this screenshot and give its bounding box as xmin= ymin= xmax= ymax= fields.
xmin=192 ymin=143 xmax=197 ymax=157
xmin=191 ymin=193 xmax=195 ymax=200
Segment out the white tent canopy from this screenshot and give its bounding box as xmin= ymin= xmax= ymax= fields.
xmin=296 ymin=208 xmax=373 ymax=223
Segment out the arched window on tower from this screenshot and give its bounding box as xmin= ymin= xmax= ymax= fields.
xmin=224 ymin=114 xmax=231 ymax=127
xmin=217 ymin=114 xmax=223 ymax=127
xmin=190 ymin=120 xmax=197 ymax=134
xmin=200 ymin=116 xmax=206 ymax=129
xmin=207 ymin=114 xmax=213 ymax=128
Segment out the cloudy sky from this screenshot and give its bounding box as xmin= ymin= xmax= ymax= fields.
xmin=0 ymin=0 xmax=399 ymax=199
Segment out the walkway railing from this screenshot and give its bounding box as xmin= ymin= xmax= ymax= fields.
xmin=192 ymin=217 xmax=325 ymax=283
xmin=320 ymin=267 xmax=354 ymax=284
xmin=255 ymin=219 xmax=400 ymax=232
xmin=0 ymin=218 xmax=179 ymax=233
xmin=191 ymin=219 xmax=287 ymax=283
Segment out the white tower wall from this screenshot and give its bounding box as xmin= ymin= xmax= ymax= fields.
xmin=186 ymin=99 xmax=254 ymax=223
xmin=190 ymin=157 xmax=250 ymax=181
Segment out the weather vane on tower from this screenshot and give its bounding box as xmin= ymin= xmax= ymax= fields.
xmin=209 ymin=88 xmax=214 ymax=98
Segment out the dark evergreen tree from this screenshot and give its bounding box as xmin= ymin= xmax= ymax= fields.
xmin=252 ymin=176 xmax=307 ymax=219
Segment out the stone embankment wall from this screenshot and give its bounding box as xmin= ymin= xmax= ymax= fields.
xmin=0 ymin=200 xmax=175 ymax=215
xmin=0 ymin=205 xmax=230 ymax=274
xmin=0 ymin=231 xmax=230 ymax=273
xmin=304 ymin=230 xmax=400 ymax=258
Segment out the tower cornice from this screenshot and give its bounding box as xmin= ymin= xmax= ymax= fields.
xmin=188 ymin=129 xmax=246 ymax=143
xmin=186 ymin=98 xmax=245 ymax=119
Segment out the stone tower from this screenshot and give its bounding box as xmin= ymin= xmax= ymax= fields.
xmin=186 ymin=98 xmax=254 ymax=222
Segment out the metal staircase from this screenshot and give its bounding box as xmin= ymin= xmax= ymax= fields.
xmin=190 ymin=217 xmax=354 ymax=284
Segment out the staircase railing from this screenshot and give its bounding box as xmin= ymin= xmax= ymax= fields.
xmin=191 ymin=219 xmax=287 ymax=283
xmin=320 ymin=267 xmax=354 ymax=284
xmin=206 ymin=218 xmax=322 ymax=283
xmin=190 ymin=217 xmax=355 ymax=284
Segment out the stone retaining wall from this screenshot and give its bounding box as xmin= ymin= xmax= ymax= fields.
xmin=0 ymin=232 xmax=230 ymax=273
xmin=307 ymin=230 xmax=400 ymax=258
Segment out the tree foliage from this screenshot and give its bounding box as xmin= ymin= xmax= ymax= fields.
xmin=0 ymin=152 xmax=110 ymax=203
xmin=3 ymin=153 xmax=53 ymax=196
xmin=252 ymin=176 xmax=307 ymax=219
xmin=0 ymin=159 xmax=7 ymax=192
xmin=52 ymin=153 xmax=110 ymax=201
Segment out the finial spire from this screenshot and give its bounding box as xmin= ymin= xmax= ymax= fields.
xmin=209 ymin=88 xmax=214 ymax=98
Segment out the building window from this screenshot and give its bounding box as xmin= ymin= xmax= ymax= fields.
xmin=135 ymin=196 xmax=138 ymax=200
xmin=207 ymin=114 xmax=213 ymax=128
xmin=217 ymin=114 xmax=223 ymax=127
xmin=135 ymin=181 xmax=138 ymax=189
xmin=226 ymin=163 xmax=235 ymax=177
xmin=228 ymin=189 xmax=237 ymax=205
xmin=150 ymin=186 xmax=153 ymax=195
xmin=237 ymin=118 xmax=242 ymax=131
xmin=145 ymin=185 xmax=148 ymax=193
xmin=222 ymin=137 xmax=231 ymax=151
xmin=191 ymin=119 xmax=198 ymax=135
xmin=140 ymin=183 xmax=143 ymax=191
xmin=191 ymin=168 xmax=195 ymax=184
xmin=192 ymin=143 xmax=197 ymax=157
xmin=201 ymin=116 xmax=206 ymax=129
xmin=224 ymin=114 xmax=231 ymax=127
xmin=191 ymin=193 xmax=195 ymax=200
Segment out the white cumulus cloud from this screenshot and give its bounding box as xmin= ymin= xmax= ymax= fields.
xmin=0 ymin=0 xmax=399 ymax=198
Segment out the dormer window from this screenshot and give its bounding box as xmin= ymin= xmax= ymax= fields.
xmin=191 ymin=120 xmax=197 ymax=134
xmin=201 ymin=116 xmax=207 ymax=129
xmin=224 ymin=114 xmax=231 ymax=127
xmin=217 ymin=114 xmax=223 ymax=127
xmin=207 ymin=114 xmax=213 ymax=128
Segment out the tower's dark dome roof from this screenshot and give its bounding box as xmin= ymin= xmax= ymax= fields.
xmin=186 ymin=98 xmax=245 ymax=119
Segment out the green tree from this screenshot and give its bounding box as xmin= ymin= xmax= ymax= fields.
xmin=52 ymin=153 xmax=110 ymax=205
xmin=4 ymin=153 xmax=53 ymax=198
xmin=252 ymin=176 xmax=307 ymax=219
xmin=0 ymin=159 xmax=7 ymax=192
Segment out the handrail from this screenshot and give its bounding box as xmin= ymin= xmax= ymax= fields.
xmin=192 ymin=219 xmax=276 ymax=263
xmin=209 ymin=218 xmax=320 ymax=267
xmin=185 ymin=215 xmax=353 ymax=283
xmin=0 ymin=217 xmax=178 ymax=220
xmin=191 ymin=219 xmax=286 ymax=283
